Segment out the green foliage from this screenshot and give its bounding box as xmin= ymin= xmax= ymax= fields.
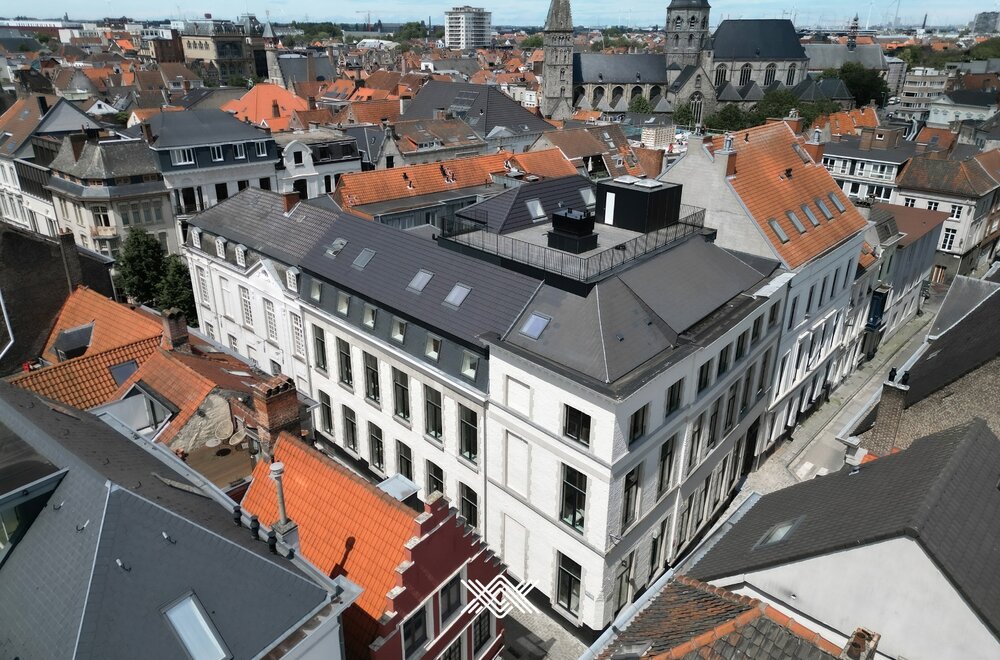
xmin=970 ymin=38 xmax=1000 ymax=60
xmin=292 ymin=21 xmax=344 ymax=41
xmin=396 ymin=21 xmax=428 ymax=42
xmin=753 ymin=89 xmax=799 ymax=121
xmin=628 ymin=95 xmax=653 ymax=114
xmin=704 ymin=103 xmax=755 ymax=131
xmin=227 ymin=75 xmax=248 ymax=87
xmin=888 ymin=44 xmax=954 ymax=70
xmin=112 ymin=111 xmax=130 ymax=125
xmin=158 ymin=255 xmax=197 ymax=325
xmin=521 ymin=34 xmax=543 ymax=49
xmin=432 ymin=27 xmax=445 ymax=40
xmin=117 ymin=228 xmax=165 ymax=306
xmin=673 ymin=102 xmax=694 ymax=127
xmin=36 ymin=33 xmax=50 ymax=43
xmin=836 ymin=62 xmax=890 ymax=107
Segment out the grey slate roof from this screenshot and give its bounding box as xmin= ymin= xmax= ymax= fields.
xmin=277 ymin=53 xmax=337 ymax=84
xmin=945 ymin=89 xmax=999 ymax=108
xmin=710 ymin=19 xmax=807 ymax=61
xmin=299 ymin=211 xmax=544 ymax=347
xmin=188 ymin=187 xmax=334 ymax=265
xmin=689 ymin=418 xmax=1000 ymax=641
xmin=817 ymin=77 xmax=853 ymax=101
xmin=0 ymin=382 xmax=329 ymax=660
xmin=50 ymin=137 xmax=160 ymax=179
xmin=457 ymin=175 xmax=595 ymax=233
xmin=803 ymin=44 xmax=887 ymax=70
xmin=402 ymin=81 xmax=552 ymax=138
xmin=823 ymin=134 xmax=939 ymax=164
xmin=147 ymin=108 xmax=271 ymax=148
xmin=343 ymin=124 xmax=386 ymax=165
xmin=572 ymin=53 xmax=669 ymax=85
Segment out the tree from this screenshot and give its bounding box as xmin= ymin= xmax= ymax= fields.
xmin=117 ymin=228 xmax=165 ymax=305
xmin=521 ymin=34 xmax=543 ymax=49
xmin=158 ymin=255 xmax=197 ymax=325
xmin=628 ymin=95 xmax=653 ymax=114
xmin=673 ymin=102 xmax=694 ymax=127
xmin=704 ymin=103 xmax=754 ymax=131
xmin=752 ymin=89 xmax=799 ymax=122
xmin=396 ymin=21 xmax=427 ymax=42
xmin=227 ymin=75 xmax=247 ymax=87
xmin=835 ymin=62 xmax=890 ymax=107
xmin=970 ymin=38 xmax=1000 ymax=60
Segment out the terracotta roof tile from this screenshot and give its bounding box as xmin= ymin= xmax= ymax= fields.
xmin=241 ymin=436 xmax=416 ymax=657
xmin=898 ymin=154 xmax=1000 ymax=198
xmin=221 ymin=83 xmax=308 ymax=132
xmin=713 ymin=122 xmax=868 ymax=270
xmin=0 ymin=95 xmax=56 ymax=157
xmin=331 ymin=99 xmax=401 ymax=125
xmin=915 ymin=126 xmax=957 ymax=150
xmin=42 ymin=287 xmax=163 ymax=362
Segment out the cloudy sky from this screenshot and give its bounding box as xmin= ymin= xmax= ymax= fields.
xmin=31 ymin=1 xmax=974 ymax=29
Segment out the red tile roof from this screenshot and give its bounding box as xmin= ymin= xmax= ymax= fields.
xmin=331 ymin=99 xmax=401 ymax=125
xmin=241 ymin=436 xmax=418 ymax=658
xmin=916 ymin=126 xmax=957 ymax=150
xmin=221 ymin=83 xmax=309 ymax=132
xmin=42 ymin=287 xmax=163 ymax=362
xmin=713 ymin=122 xmax=868 ymax=270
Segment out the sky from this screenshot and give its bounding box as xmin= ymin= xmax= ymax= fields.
xmin=19 ymin=1 xmax=976 ymax=30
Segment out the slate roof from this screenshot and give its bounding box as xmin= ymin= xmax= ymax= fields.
xmin=944 ymin=89 xmax=999 ymax=107
xmin=0 ymin=382 xmax=329 ymax=660
xmin=690 ymin=419 xmax=1000 ymax=640
xmin=711 ymin=20 xmax=807 ymax=61
xmin=599 ymin=577 xmax=840 ymax=659
xmin=342 ymin=124 xmax=386 ymax=165
xmin=276 ymin=53 xmax=337 ymax=85
xmin=392 ymin=117 xmax=485 ymax=153
xmin=803 ymin=44 xmax=887 ymax=70
xmin=146 ymin=108 xmax=272 ymax=148
xmin=572 ymin=53 xmax=669 ymax=85
xmin=402 ymin=81 xmax=552 ymax=137
xmin=897 ymin=154 xmax=999 ymax=197
xmin=49 ymin=137 xmax=160 ymax=180
xmin=188 ymin=187 xmax=334 ymax=265
xmin=457 ymin=175 xmax=595 ymax=233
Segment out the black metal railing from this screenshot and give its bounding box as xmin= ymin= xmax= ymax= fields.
xmin=441 ymin=205 xmax=705 ymax=282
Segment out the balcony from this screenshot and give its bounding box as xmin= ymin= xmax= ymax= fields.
xmin=174 ymin=202 xmax=202 ymax=215
xmin=90 ymin=225 xmax=119 ymax=238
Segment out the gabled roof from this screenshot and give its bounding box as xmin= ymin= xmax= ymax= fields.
xmin=711 ymin=19 xmax=807 ymax=61
xmin=457 ymin=175 xmax=595 ymax=233
xmin=331 ymin=98 xmax=401 ymax=125
xmin=0 ymin=95 xmax=55 ymax=157
xmin=803 ymin=43 xmax=886 ymax=70
xmin=898 ymin=154 xmax=999 ymax=198
xmin=874 ymin=202 xmax=947 ymax=248
xmin=221 ymin=82 xmax=309 ymax=132
xmin=572 ymin=53 xmax=668 ymax=85
xmin=402 ymin=81 xmax=552 ymax=137
xmin=146 ymin=108 xmax=271 ymax=148
xmin=41 ymin=287 xmax=162 ymax=362
xmin=49 ymin=136 xmax=160 ymax=180
xmin=943 ymin=89 xmax=999 ymax=108
xmin=392 ymin=117 xmax=485 ymax=153
xmin=691 ymin=419 xmax=1000 ymax=642
xmin=708 ymin=121 xmax=867 ymax=270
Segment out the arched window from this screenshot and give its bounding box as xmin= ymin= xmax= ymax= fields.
xmin=786 ymin=63 xmax=797 ymax=86
xmin=739 ymin=63 xmax=753 ymax=86
xmin=593 ymin=86 xmax=605 ymax=106
xmin=689 ymin=16 xmax=698 ymax=27
xmin=673 ymin=34 xmax=679 ymax=46
xmin=674 ymin=16 xmax=683 ymax=29
xmin=690 ymin=92 xmax=704 ymax=125
xmin=702 ymin=17 xmax=708 ymax=28
xmin=764 ymin=63 xmax=777 ymax=86
xmin=650 ymin=85 xmax=662 ymax=100
xmin=631 ymin=86 xmax=643 ymax=99
xmin=574 ymin=86 xmax=586 ymax=105
xmin=611 ymin=86 xmax=625 ymax=105
xmin=714 ymin=64 xmax=727 ymax=87
xmin=695 ymin=75 xmax=702 ymax=88
xmin=559 ymin=68 xmax=565 ymax=81
xmin=688 ymin=34 xmax=694 ymax=45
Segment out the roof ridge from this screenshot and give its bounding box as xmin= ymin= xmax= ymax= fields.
xmin=10 ymin=335 xmax=161 ymax=384
xmin=760 ymin=604 xmax=843 ymax=656
xmin=593 ymin=285 xmax=611 ymax=383
xmin=910 ymin=419 xmax=987 ymax=536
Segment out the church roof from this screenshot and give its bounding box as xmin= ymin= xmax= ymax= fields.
xmin=716 ymin=82 xmax=743 ymax=101
xmin=545 ymin=0 xmax=573 ymax=32
xmin=711 ymin=19 xmax=807 ymax=61
xmin=669 ymin=0 xmax=711 ymax=7
xmin=573 ymin=53 xmax=668 ymax=85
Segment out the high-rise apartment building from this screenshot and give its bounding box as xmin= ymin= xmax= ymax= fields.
xmin=445 ymin=6 xmax=492 ymax=50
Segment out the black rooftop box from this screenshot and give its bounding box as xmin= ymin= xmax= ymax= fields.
xmin=595 ymin=177 xmax=683 ymax=234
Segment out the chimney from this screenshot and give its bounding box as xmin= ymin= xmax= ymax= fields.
xmin=140 ymin=121 xmax=154 ymax=143
xmin=58 ymin=230 xmax=83 ymax=292
xmin=838 ymin=628 xmax=880 ymax=660
xmin=37 ymin=95 xmax=49 ymax=117
xmin=868 ymin=378 xmax=909 ymax=457
xmin=399 ymin=96 xmax=411 ymax=115
xmin=272 ymin=99 xmax=280 ymax=118
xmin=803 ymin=127 xmax=825 ymax=163
xmin=433 ymin=107 xmax=447 ymax=120
xmin=859 ymin=128 xmax=875 ymax=151
xmin=269 ymin=460 xmax=300 ymax=551
xmin=250 ymin=376 xmax=301 ymax=458
xmin=282 ymin=191 xmax=300 ymax=212
xmin=69 ymin=133 xmax=87 ymax=162
xmin=783 ymin=109 xmax=804 ymax=134
xmin=307 ymin=95 xmax=316 ymax=110
xmin=161 ymin=307 xmax=189 ymax=350
xmin=718 ymin=133 xmax=737 ymax=177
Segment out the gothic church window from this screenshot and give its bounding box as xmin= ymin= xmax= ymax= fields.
xmin=764 ymin=63 xmax=777 ymax=86
xmin=739 ymin=64 xmax=753 ymax=86
xmin=715 ymin=64 xmax=727 ymax=87
xmin=786 ymin=64 xmax=797 ymax=85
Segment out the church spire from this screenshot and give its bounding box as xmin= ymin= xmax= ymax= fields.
xmin=545 ymin=0 xmax=573 ymax=32
xmin=540 ymin=0 xmax=574 ymax=120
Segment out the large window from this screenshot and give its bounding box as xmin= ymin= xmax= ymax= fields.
xmin=941 ymin=227 xmax=957 ymax=251
xmin=402 ymin=606 xmax=427 ymax=657
xmin=171 ymin=148 xmax=195 ymax=165
xmin=460 ymin=483 xmax=478 ymax=527
xmin=392 ymin=368 xmax=410 ymax=419
xmin=163 ymin=594 xmax=229 ymax=660
xmin=628 ymin=405 xmax=648 ymax=444
xmin=290 ymin=313 xmax=305 ymax=356
xmin=396 ymin=441 xmax=413 ymax=480
xmin=560 ymin=465 xmax=587 ymax=532
xmin=440 ymin=638 xmax=461 ymax=660
xmin=473 ymin=610 xmax=493 ymax=653
xmin=312 ymin=325 xmax=327 ymax=371
xmin=369 ymin=423 xmax=384 ymax=470
xmin=337 ymin=338 xmax=352 ymax=386
xmin=425 ymin=386 xmax=443 ymax=439
xmin=556 ymin=554 xmax=582 ymax=614
xmin=238 ymin=286 xmax=253 ymax=326
xmin=697 ymin=361 xmax=712 ymax=392
xmin=263 ymin=299 xmax=278 ymax=341
xmin=427 ymin=460 xmax=444 ymax=495
xmin=622 ymin=466 xmax=641 ymax=529
xmin=739 ymin=63 xmax=752 ymax=86
xmin=459 ymin=405 xmax=478 ymax=462
xmin=657 ymin=435 xmax=676 ymax=496
xmin=613 ymin=553 xmax=632 ymax=615
xmin=707 ymin=397 xmax=721 ymax=448
xmin=196 ymin=266 xmax=210 ymax=304
xmin=342 ymin=406 xmax=357 ymax=451
xmin=563 ymin=405 xmax=591 ymax=446
xmin=665 ymin=379 xmax=683 ymax=416
xmin=318 ymin=391 xmax=333 ymax=433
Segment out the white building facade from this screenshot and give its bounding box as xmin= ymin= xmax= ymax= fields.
xmin=444 ymin=7 xmax=492 ymax=50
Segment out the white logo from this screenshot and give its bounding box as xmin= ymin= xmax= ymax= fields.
xmin=462 ymin=575 xmax=537 ymax=618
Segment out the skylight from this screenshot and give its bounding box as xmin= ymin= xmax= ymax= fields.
xmin=815 ymin=198 xmax=834 ymax=220
xmin=325 ymin=238 xmax=348 ymax=258
xmin=526 ymin=199 xmax=546 ymax=221
xmin=407 ymin=269 xmax=434 ymax=292
xmin=801 ymin=204 xmax=820 ymax=227
xmin=768 ymin=218 xmax=789 ymax=243
xmin=163 ymin=594 xmax=230 ymax=660
xmin=754 ymin=517 xmax=802 ymax=549
xmin=352 ymin=247 xmax=376 ymax=270
xmin=579 ymin=187 xmax=596 ymax=209
xmin=786 ymin=210 xmax=806 ymax=234
xmin=519 ymin=313 xmax=550 ymax=339
xmin=444 ymin=283 xmax=471 ymax=308
xmin=828 ymin=192 xmax=847 ymax=213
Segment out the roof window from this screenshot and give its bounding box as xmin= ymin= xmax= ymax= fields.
xmin=443 ymin=283 xmax=471 ymax=308
xmin=801 ymin=204 xmax=820 ymax=227
xmin=815 ymin=198 xmax=834 ymax=220
xmin=754 ymin=517 xmax=803 ymax=549
xmin=407 ymin=269 xmax=434 ymax=292
xmin=352 ymin=247 xmax=376 ymax=270
xmin=519 ymin=313 xmax=550 ymax=339
xmin=828 ymin=192 xmax=847 ymax=213
xmin=786 ymin=210 xmax=806 ymax=234
xmin=526 ymin=199 xmax=546 ymax=222
xmin=768 ymin=218 xmax=790 ymax=244
xmin=163 ymin=593 xmax=230 ymax=660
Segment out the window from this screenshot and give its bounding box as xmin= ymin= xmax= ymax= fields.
xmin=333 ymin=291 xmax=348 ymax=315
xmin=707 ymin=397 xmax=721 ymax=448
xmin=337 ymin=337 xmax=354 ymax=387
xmin=425 ymin=386 xmax=443 ymax=438
xmin=402 ymin=606 xmax=427 ymax=657
xmin=786 ymin=63 xmax=796 ymax=85
xmin=560 ymin=465 xmax=587 ymax=532
xmin=563 ymin=405 xmax=591 ymax=446
xmin=613 ymin=553 xmax=632 ymax=615
xmin=310 ymin=280 xmax=322 ymax=302
xmin=92 ymin=205 xmax=110 ymax=227
xmin=658 ymin=435 xmax=676 ymax=495
xmin=263 ymin=299 xmax=278 ymax=341
xmin=163 ymin=594 xmax=230 ymax=660
xmin=191 ymin=228 xmax=202 ymax=248
xmin=473 ymin=610 xmax=492 ymax=653
xmin=751 ymin=315 xmax=763 ymax=343
xmin=622 ymin=466 xmax=641 ymax=529
xmin=259 ymin=177 xmax=271 ymax=190
xmin=255 ymin=141 xmax=268 ymax=157
xmin=806 ymin=284 xmax=815 ymax=314
xmin=210 ymin=145 xmax=224 ymax=161
xmin=214 ymin=182 xmax=228 ymax=202
xmin=739 ymin=63 xmax=752 ymax=86
xmin=234 ymin=143 xmax=246 ymax=159
xmin=459 ymin=405 xmax=478 ymax=462
xmin=368 ymin=423 xmax=384 ymax=470
xmin=697 ymin=361 xmax=712 ymax=392
xmin=519 ymin=313 xmax=550 ymax=339
xmin=238 ymin=286 xmax=253 ymax=326
xmin=196 ymin=266 xmax=210 ymax=304
xmin=397 ymin=441 xmax=413 ymax=480
xmin=460 ymin=483 xmax=478 ymax=527
xmin=724 ymin=383 xmax=738 ymax=432
xmin=235 ymin=245 xmax=247 ymax=267
xmin=768 ymin=218 xmax=789 ymax=243
xmin=904 ymin=197 xmax=915 ymax=208
xmin=290 ymin=313 xmax=305 ymax=356
xmin=786 ymin=210 xmax=806 ymax=234
xmin=927 ymin=201 xmax=939 ymax=211
xmin=311 ymin=325 xmax=327 ymax=371
xmin=787 ymin=297 xmax=798 ymax=330
xmin=318 ymin=391 xmax=333 ymax=432
xmin=292 ymin=150 xmax=303 ymax=166
xmin=391 ymin=317 xmax=406 ymax=342
xmin=440 ymin=573 xmax=463 ymax=623
xmin=828 ymin=192 xmax=846 ymax=213
xmin=427 ymin=460 xmax=444 ymax=495
xmin=342 ymin=406 xmax=357 ymax=451
xmin=755 ymin=517 xmax=801 ymax=548
xmin=941 ymin=227 xmax=957 ymax=251
xmin=407 ymin=269 xmax=433 ymax=292
xmin=444 ymin=283 xmax=471 ymax=308
xmin=363 ymin=352 xmax=380 ymax=403
xmin=768 ymin=303 xmax=780 ymax=328
xmin=171 ymin=148 xmax=195 ymax=165
xmin=440 ymin=637 xmax=462 ymax=660
xmin=215 ymin=237 xmax=227 ymax=258
xmin=950 ymin=204 xmax=963 ymax=220
xmin=285 ymin=268 xmax=298 ymax=291
xmin=717 ymin=344 xmax=731 ymax=376
xmin=628 ymin=405 xmax=648 ymax=444
xmin=763 ymin=63 xmax=777 ymax=86
xmin=362 ymin=304 xmax=377 ymax=328
xmin=392 ymin=368 xmax=410 ymax=419
xmin=665 ymin=379 xmax=683 ymax=416
xmin=556 ymin=554 xmax=582 ymax=614
xmin=801 ymin=204 xmax=820 ymax=227
xmin=425 ymin=335 xmax=442 ymax=361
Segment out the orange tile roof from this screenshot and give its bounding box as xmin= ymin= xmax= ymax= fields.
xmin=242 ymin=436 xmax=417 ymax=657
xmin=572 ymin=110 xmax=602 ymax=121
xmin=849 ymin=107 xmax=879 ymax=129
xmin=816 ymin=107 xmax=879 ymax=136
xmin=713 ymin=122 xmax=868 ymax=270
xmin=130 ymin=106 xmax=184 ymax=121
xmin=858 ymin=241 xmax=878 ymax=270
xmin=916 ymin=126 xmax=957 ymax=150
xmin=291 ymin=80 xmax=331 ymax=100
xmin=42 ymin=287 xmax=163 ymax=362
xmin=8 ymin=336 xmax=161 ymax=410
xmin=221 ymin=82 xmax=308 ymax=132
xmin=508 ymin=148 xmax=578 ymax=178
xmin=349 ymin=87 xmax=392 ymax=102
xmin=331 ymin=99 xmax=401 ymax=125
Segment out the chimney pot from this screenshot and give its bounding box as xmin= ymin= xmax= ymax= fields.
xmin=282 ymin=191 xmax=300 ymax=212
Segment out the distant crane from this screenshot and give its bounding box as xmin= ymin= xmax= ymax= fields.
xmin=355 ymin=10 xmax=372 ymax=32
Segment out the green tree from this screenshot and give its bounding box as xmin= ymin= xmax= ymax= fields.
xmin=704 ymin=103 xmax=754 ymax=131
xmin=396 ymin=21 xmax=427 ymax=42
xmin=521 ymin=34 xmax=543 ymax=49
xmin=117 ymin=228 xmax=165 ymax=305
xmin=112 ymin=111 xmax=130 ymax=125
xmin=752 ymin=89 xmax=799 ymax=122
xmin=432 ymin=26 xmax=445 ymax=39
xmin=970 ymin=38 xmax=1000 ymax=60
xmin=628 ymin=95 xmax=653 ymax=114
xmin=158 ymin=255 xmax=197 ymax=325
xmin=673 ymin=102 xmax=694 ymax=127
xmin=835 ymin=62 xmax=890 ymax=107
xmin=227 ymin=75 xmax=247 ymax=87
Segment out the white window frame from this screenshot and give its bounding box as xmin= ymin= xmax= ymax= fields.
xmin=239 ymin=286 xmax=253 ymax=326
xmin=210 ymin=145 xmax=224 ymax=162
xmin=215 ymin=237 xmax=226 ymax=258
xmin=263 ymin=298 xmax=278 ymax=341
xmin=255 ymin=140 xmax=268 ymax=157
xmin=234 ymin=142 xmax=246 ymax=159
xmin=235 ymin=245 xmax=247 ymax=267
xmin=290 ymin=313 xmax=305 ymax=356
xmin=171 ymin=148 xmax=195 ymax=165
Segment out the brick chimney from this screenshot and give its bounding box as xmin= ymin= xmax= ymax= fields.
xmin=251 ymin=376 xmax=301 ymax=458
xmin=858 ymin=127 xmax=876 ymax=151
xmin=868 ymin=377 xmax=910 ymax=457
xmin=161 ymin=307 xmax=189 ymax=350
xmin=272 ymin=99 xmax=280 ymax=118
xmin=58 ymin=230 xmax=83 ymax=293
xmin=717 ymin=133 xmax=737 ymax=177
xmin=783 ymin=109 xmax=804 ymax=134
xmin=838 ymin=628 xmax=880 ymax=660
xmin=803 ymin=127 xmax=825 ymax=163
xmin=282 ymin=191 xmax=300 ymax=212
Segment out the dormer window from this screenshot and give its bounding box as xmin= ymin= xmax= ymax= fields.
xmin=191 ymin=227 xmax=202 ymax=248
xmin=285 ymin=267 xmax=299 ymax=290
xmin=215 ymin=237 xmax=226 ymax=257
xmin=235 ymin=245 xmax=247 ymax=267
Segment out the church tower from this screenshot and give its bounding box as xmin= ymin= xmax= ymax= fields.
xmin=666 ymin=0 xmax=711 ymax=68
xmin=541 ymin=0 xmax=574 ymax=120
